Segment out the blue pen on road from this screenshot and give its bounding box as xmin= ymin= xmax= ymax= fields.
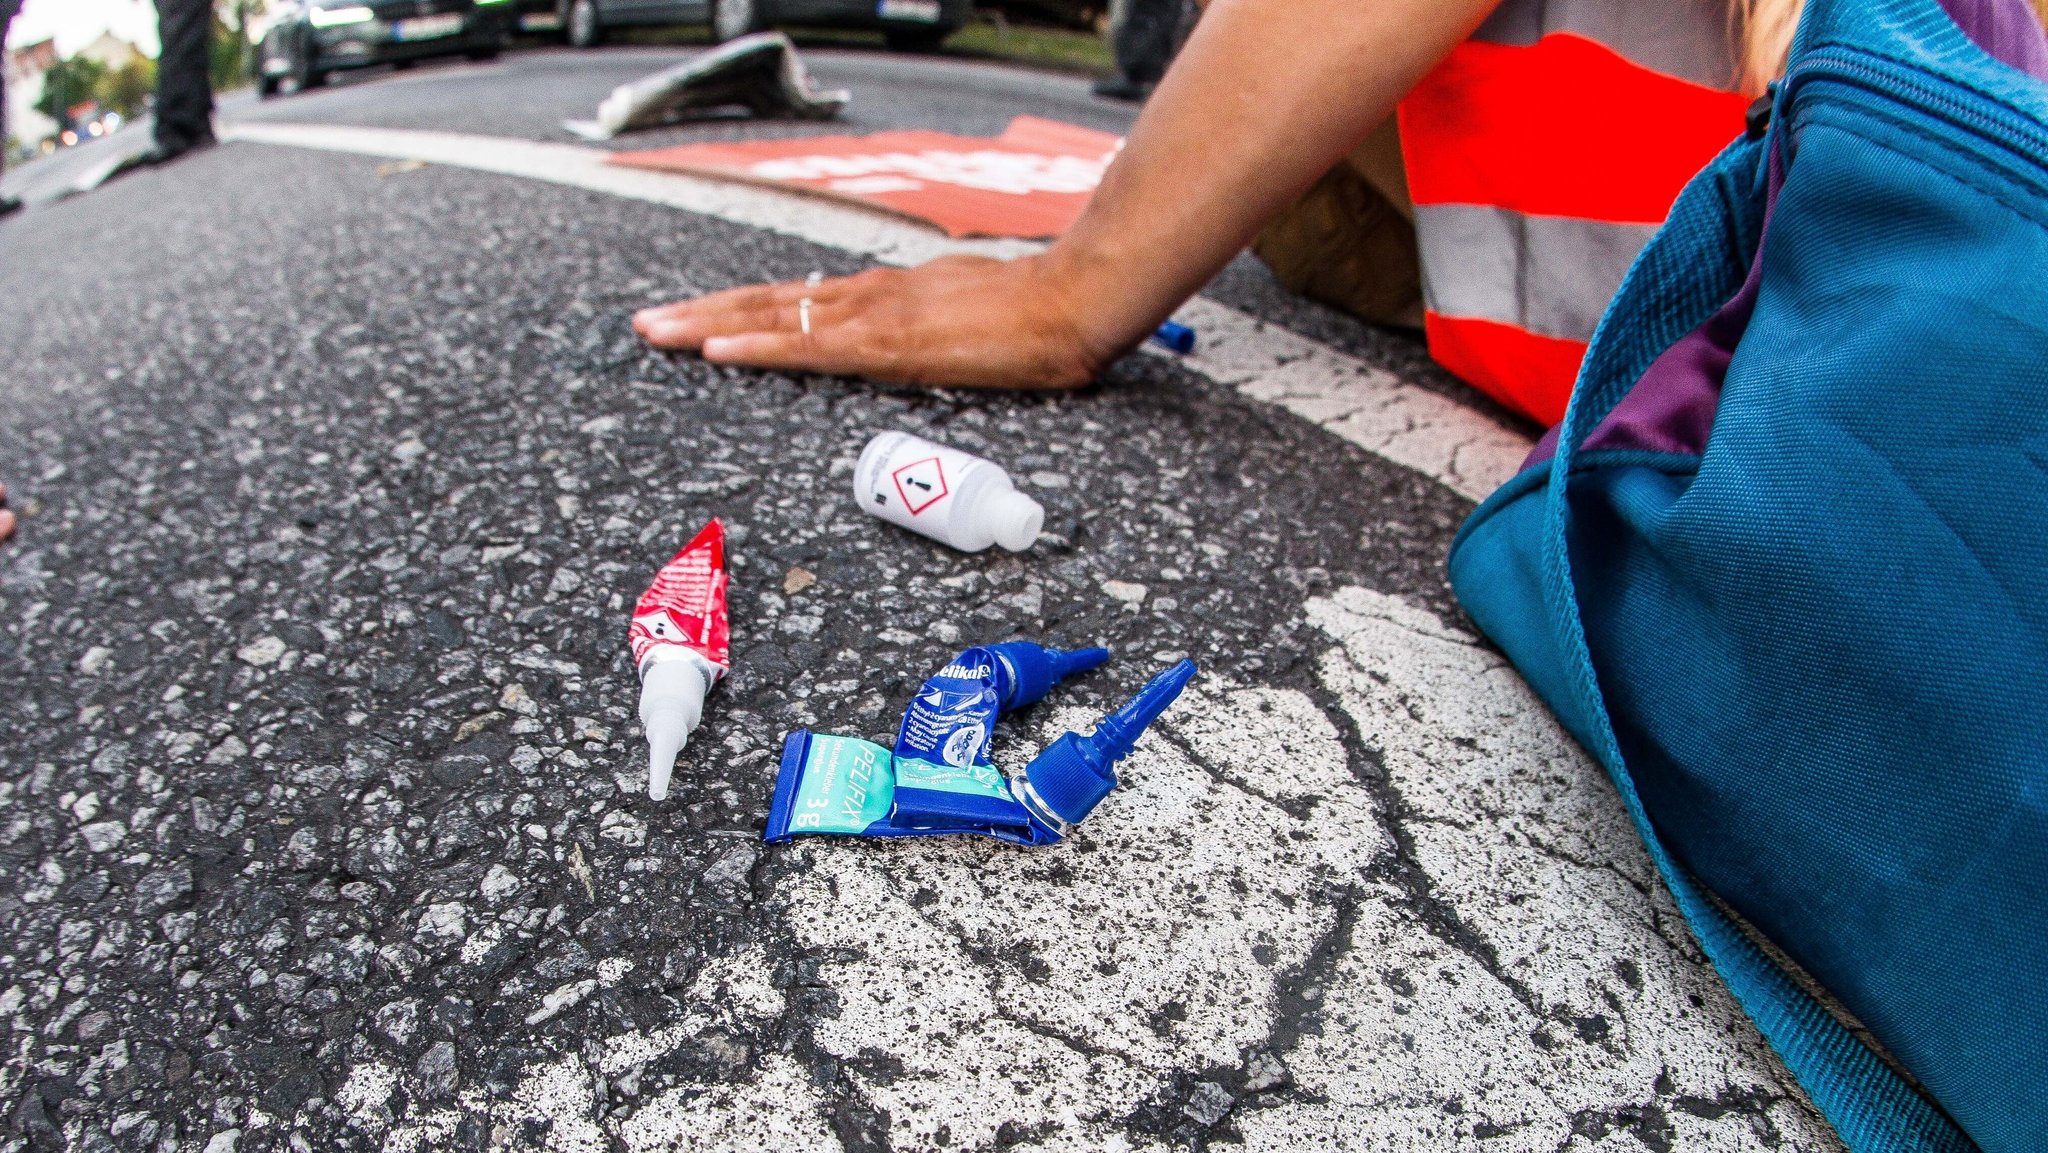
xmin=1151 ymin=321 xmax=1195 ymax=354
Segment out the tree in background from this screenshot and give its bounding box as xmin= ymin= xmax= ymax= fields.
xmin=99 ymin=57 xmax=159 ymax=118
xmin=212 ymin=0 xmax=263 ymax=90
xmin=32 ymin=55 xmax=108 ymax=127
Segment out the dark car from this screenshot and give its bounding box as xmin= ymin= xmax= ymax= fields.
xmin=559 ymin=0 xmax=971 ymax=52
xmin=257 ymin=0 xmax=510 ymax=95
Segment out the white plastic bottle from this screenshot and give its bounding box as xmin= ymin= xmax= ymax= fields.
xmin=854 ymin=431 xmax=1044 ymax=553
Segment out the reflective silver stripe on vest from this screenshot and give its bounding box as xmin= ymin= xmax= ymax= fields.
xmin=1414 ymin=204 xmax=1660 ymax=342
xmin=1474 ymin=0 xmax=1740 ymax=90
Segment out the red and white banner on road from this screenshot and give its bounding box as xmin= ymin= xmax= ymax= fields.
xmin=606 ymin=115 xmax=1122 ymax=239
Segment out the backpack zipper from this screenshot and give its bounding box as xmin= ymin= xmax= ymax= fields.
xmin=1780 ymin=45 xmax=2048 ymax=181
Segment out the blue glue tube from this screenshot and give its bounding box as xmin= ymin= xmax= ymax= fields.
xmin=762 ymin=657 xmax=1198 ymax=846
xmin=1151 ymin=321 xmax=1196 ymax=354
xmin=763 ymin=730 xmax=912 ymax=842
xmin=888 ymin=642 xmax=1110 ymax=832
xmin=763 ymin=728 xmax=1049 ymax=845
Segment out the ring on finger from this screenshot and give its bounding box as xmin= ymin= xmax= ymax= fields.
xmin=799 ymin=297 xmax=812 ymax=336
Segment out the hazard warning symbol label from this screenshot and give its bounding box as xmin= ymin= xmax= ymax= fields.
xmin=891 ymin=456 xmax=949 ymax=515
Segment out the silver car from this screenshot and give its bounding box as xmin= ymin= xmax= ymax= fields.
xmin=257 ymin=0 xmax=510 ymax=95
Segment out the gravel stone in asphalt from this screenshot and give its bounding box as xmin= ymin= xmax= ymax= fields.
xmin=0 ymin=53 xmax=1838 ymax=1153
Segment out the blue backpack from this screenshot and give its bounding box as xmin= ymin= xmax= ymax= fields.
xmin=1446 ymin=1 xmax=2048 ymax=1150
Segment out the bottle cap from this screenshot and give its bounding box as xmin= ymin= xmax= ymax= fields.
xmin=1016 ymin=659 xmax=1197 ymax=831
xmin=989 ymin=642 xmax=1110 ymax=710
xmin=1020 ymin=732 xmax=1117 ymax=828
xmin=640 ymin=656 xmax=711 ymax=801
xmin=987 ymin=488 xmax=1045 ymax=552
xmin=1150 ymin=321 xmax=1196 ymax=354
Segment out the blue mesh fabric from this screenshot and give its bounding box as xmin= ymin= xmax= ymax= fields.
xmin=1449 ymin=1 xmax=2048 ymax=1149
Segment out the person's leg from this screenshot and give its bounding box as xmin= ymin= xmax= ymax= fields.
xmin=1094 ymin=0 xmax=1190 ymax=100
xmin=1 ymin=0 xmax=21 ymax=213
xmin=1115 ymin=0 xmax=1185 ymax=86
xmin=152 ymin=0 xmax=216 ymax=158
xmin=1251 ymin=117 xmax=1423 ymax=328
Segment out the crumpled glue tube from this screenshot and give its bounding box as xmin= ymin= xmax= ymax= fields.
xmin=630 ymin=519 xmax=731 ymax=801
xmin=890 ymin=642 xmax=1108 ymax=833
xmin=763 ymin=657 xmax=1197 ymax=845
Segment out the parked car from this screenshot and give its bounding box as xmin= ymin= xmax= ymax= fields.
xmin=558 ymin=0 xmax=972 ymax=52
xmin=502 ymin=0 xmax=568 ymax=36
xmin=256 ymin=0 xmax=510 ymax=95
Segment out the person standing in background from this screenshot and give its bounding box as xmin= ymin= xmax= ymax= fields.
xmin=146 ymin=0 xmax=215 ymax=162
xmin=0 ymin=0 xmax=217 ymax=546
xmin=1 ymin=0 xmax=18 ymax=545
xmin=1092 ymin=0 xmax=1189 ymax=102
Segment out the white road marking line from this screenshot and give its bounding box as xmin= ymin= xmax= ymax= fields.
xmin=222 ymin=122 xmax=1531 ymax=502
xmin=214 ymin=122 xmax=1824 ymax=1146
xmin=1176 ymin=298 xmax=1532 ymax=503
xmin=338 ymin=605 xmax=1833 ymax=1151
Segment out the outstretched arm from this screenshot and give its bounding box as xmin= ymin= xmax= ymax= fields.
xmin=634 ymin=0 xmax=1500 ymax=387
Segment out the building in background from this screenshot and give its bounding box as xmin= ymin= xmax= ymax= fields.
xmin=77 ymin=30 xmax=147 ymax=73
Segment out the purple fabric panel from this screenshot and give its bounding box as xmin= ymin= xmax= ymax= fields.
xmin=1580 ymin=285 xmax=1753 ymax=456
xmin=1520 ymin=156 xmax=1774 ymax=470
xmin=1940 ymin=0 xmax=2048 ymax=78
xmin=1563 ymin=201 xmax=1767 ymax=463
xmin=1519 ymin=0 xmax=2048 ymax=474
xmin=1522 ymin=145 xmax=1778 ymax=470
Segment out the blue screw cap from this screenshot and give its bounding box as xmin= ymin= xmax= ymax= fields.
xmin=1020 ymin=731 xmax=1116 ymax=828
xmin=1021 ymin=658 xmax=1197 ymax=828
xmin=1150 ymin=321 xmax=1196 ymax=354
xmin=988 ymin=642 xmax=1110 ymax=711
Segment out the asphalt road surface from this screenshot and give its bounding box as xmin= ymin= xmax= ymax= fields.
xmin=0 ymin=47 xmax=1841 ymax=1153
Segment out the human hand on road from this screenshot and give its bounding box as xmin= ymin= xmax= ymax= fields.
xmin=632 ymin=254 xmax=1117 ymax=390
xmin=634 ymin=0 xmax=1495 ymax=392
xmin=0 ymin=481 xmax=15 ymax=543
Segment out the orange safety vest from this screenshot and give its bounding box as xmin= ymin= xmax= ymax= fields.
xmin=1398 ymin=0 xmax=1754 ymax=425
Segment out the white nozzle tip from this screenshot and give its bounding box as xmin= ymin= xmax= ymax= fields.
xmin=639 ymin=657 xmax=710 ymax=803
xmin=644 ymin=719 xmax=688 ymax=801
xmin=991 ymin=489 xmax=1045 ymax=552
xmin=648 ymin=745 xmax=676 ymax=801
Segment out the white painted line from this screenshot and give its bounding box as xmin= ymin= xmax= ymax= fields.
xmin=325 ymin=603 xmax=1837 ymax=1153
xmin=221 ymin=122 xmax=1039 ymax=266
xmin=1172 ymin=298 xmax=1533 ymax=504
xmin=222 ymin=121 xmax=1532 ymax=501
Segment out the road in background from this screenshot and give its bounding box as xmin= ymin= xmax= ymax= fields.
xmin=0 ymin=46 xmax=1836 ymax=1153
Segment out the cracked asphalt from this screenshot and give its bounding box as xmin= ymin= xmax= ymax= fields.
xmin=2 ymin=47 xmax=1835 ymax=1153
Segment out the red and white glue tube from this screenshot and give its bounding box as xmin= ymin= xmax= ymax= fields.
xmin=629 ymin=518 xmax=731 ymax=801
